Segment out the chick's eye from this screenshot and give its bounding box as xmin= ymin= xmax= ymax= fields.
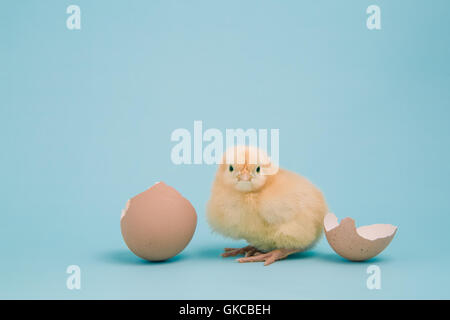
xmin=256 ymin=166 xmax=260 ymax=173
xmin=229 ymin=165 xmax=234 ymax=172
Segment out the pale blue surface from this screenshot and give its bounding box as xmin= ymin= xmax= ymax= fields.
xmin=1 ymin=0 xmax=449 ymax=299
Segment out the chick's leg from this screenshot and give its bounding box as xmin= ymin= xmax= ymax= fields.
xmin=222 ymin=245 xmax=262 ymax=257
xmin=237 ymin=248 xmax=301 ymax=266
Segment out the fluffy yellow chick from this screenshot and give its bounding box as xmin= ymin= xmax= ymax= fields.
xmin=206 ymin=146 xmax=328 ymax=266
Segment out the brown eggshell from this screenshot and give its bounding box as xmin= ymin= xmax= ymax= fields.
xmin=324 ymin=213 xmax=397 ymax=261
xmin=121 ymin=182 xmax=197 ymax=261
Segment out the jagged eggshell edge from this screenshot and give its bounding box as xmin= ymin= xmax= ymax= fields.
xmin=324 ymin=213 xmax=397 ymax=261
xmin=120 ymin=181 xmax=197 ymax=261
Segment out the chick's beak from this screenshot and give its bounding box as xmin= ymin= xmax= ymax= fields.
xmin=239 ymin=170 xmax=251 ymax=182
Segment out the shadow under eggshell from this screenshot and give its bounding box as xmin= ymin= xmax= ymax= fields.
xmin=324 ymin=213 xmax=397 ymax=261
xmin=121 ymin=182 xmax=197 ymax=261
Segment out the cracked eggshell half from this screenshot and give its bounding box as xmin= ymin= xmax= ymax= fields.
xmin=121 ymin=182 xmax=197 ymax=261
xmin=324 ymin=213 xmax=397 ymax=261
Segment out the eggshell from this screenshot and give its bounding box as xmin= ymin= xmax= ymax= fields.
xmin=324 ymin=213 xmax=397 ymax=261
xmin=121 ymin=182 xmax=197 ymax=261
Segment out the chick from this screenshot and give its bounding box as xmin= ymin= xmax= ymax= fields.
xmin=206 ymin=146 xmax=328 ymax=266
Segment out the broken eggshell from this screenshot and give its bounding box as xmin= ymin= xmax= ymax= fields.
xmin=324 ymin=213 xmax=397 ymax=261
xmin=120 ymin=182 xmax=197 ymax=261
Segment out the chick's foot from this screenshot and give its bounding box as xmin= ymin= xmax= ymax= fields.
xmin=237 ymin=248 xmax=301 ymax=266
xmin=221 ymin=246 xmax=262 ymax=258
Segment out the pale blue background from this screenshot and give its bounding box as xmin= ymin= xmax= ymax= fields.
xmin=1 ymin=0 xmax=449 ymax=299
